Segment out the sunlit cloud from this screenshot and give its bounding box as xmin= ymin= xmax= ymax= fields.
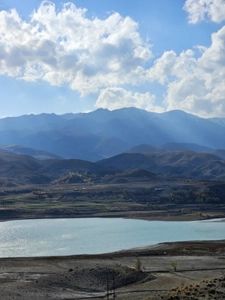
xmin=95 ymin=87 xmax=164 ymax=112
xmin=1 ymin=1 xmax=225 ymax=117
xmin=147 ymin=26 xmax=225 ymax=117
xmin=183 ymin=0 xmax=225 ymax=24
xmin=0 ymin=1 xmax=152 ymax=95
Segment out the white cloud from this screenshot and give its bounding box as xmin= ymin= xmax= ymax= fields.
xmin=184 ymin=0 xmax=225 ymax=24
xmin=0 ymin=1 xmax=152 ymax=95
xmin=95 ymin=87 xmax=164 ymax=112
xmin=2 ymin=1 xmax=225 ymax=118
xmin=147 ymin=26 xmax=225 ymax=117
xmin=147 ymin=50 xmax=196 ymax=84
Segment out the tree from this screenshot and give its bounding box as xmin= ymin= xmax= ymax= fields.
xmin=135 ymin=257 xmax=142 ymax=271
xmin=171 ymin=260 xmax=178 ymax=272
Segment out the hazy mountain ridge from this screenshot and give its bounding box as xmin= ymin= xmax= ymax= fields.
xmin=1 ymin=108 xmax=225 ymax=161
xmin=0 ymin=145 xmax=61 ymax=160
xmin=126 ymin=142 xmax=225 ymax=160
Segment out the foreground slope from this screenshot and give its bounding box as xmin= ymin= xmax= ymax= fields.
xmin=0 ymin=241 xmax=224 ymax=300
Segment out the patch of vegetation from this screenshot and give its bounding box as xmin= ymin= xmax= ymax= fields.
xmin=147 ymin=276 xmax=225 ymax=300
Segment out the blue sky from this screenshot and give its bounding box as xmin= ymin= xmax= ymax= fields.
xmin=0 ymin=0 xmax=225 ymax=117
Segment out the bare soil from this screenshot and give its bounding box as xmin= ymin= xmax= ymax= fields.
xmin=0 ymin=241 xmax=225 ymax=299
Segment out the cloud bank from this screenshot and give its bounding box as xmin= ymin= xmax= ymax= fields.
xmin=0 ymin=1 xmax=151 ymax=95
xmin=1 ymin=1 xmax=225 ymax=117
xmin=147 ymin=25 xmax=225 ymax=117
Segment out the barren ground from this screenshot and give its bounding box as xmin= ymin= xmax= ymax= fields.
xmin=0 ymin=241 xmax=225 ymax=299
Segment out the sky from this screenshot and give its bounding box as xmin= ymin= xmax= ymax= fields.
xmin=0 ymin=0 xmax=225 ymax=118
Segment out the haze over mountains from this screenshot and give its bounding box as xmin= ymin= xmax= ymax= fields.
xmin=0 ymin=145 xmax=61 ymax=160
xmin=126 ymin=143 xmax=225 ymax=160
xmin=1 ymin=108 xmax=225 ymax=161
xmin=1 ymin=108 xmax=225 ymax=185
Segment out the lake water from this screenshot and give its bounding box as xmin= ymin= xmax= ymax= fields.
xmin=0 ymin=218 xmax=224 ymax=258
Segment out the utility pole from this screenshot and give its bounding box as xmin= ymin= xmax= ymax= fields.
xmin=106 ymin=273 xmax=109 ymax=300
xmin=106 ymin=271 xmax=116 ymax=299
xmin=112 ymin=271 xmax=116 ymax=300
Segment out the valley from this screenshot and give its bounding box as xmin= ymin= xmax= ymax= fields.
xmin=2 ymin=0 xmax=225 ymax=294
xmin=1 ymin=108 xmax=225 ymax=299
xmin=1 ymin=163 xmax=225 ymax=299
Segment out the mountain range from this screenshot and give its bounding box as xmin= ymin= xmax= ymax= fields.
xmin=1 ymin=108 xmax=225 ymax=161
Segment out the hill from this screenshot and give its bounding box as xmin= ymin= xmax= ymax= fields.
xmin=2 ymin=148 xmax=225 ymax=186
xmin=126 ymin=142 xmax=225 ymax=160
xmin=0 ymin=152 xmax=116 ymax=186
xmin=98 ymin=151 xmax=225 ymax=181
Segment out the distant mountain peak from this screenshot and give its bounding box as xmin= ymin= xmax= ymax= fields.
xmin=1 ymin=107 xmax=225 ymax=162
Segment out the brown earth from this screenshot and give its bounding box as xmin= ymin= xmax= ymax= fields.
xmin=0 ymin=240 xmax=225 ymax=299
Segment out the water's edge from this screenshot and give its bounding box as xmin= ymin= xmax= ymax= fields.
xmin=0 ymin=217 xmax=224 ymax=258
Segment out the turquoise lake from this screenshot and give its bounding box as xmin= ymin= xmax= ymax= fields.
xmin=0 ymin=218 xmax=224 ymax=257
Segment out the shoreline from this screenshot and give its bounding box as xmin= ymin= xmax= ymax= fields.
xmin=0 ymin=216 xmax=224 ymax=259
xmin=0 ymin=213 xmax=222 ymax=223
xmin=0 ymin=237 xmax=224 ymax=299
xmin=0 ymin=238 xmax=225 ymax=260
